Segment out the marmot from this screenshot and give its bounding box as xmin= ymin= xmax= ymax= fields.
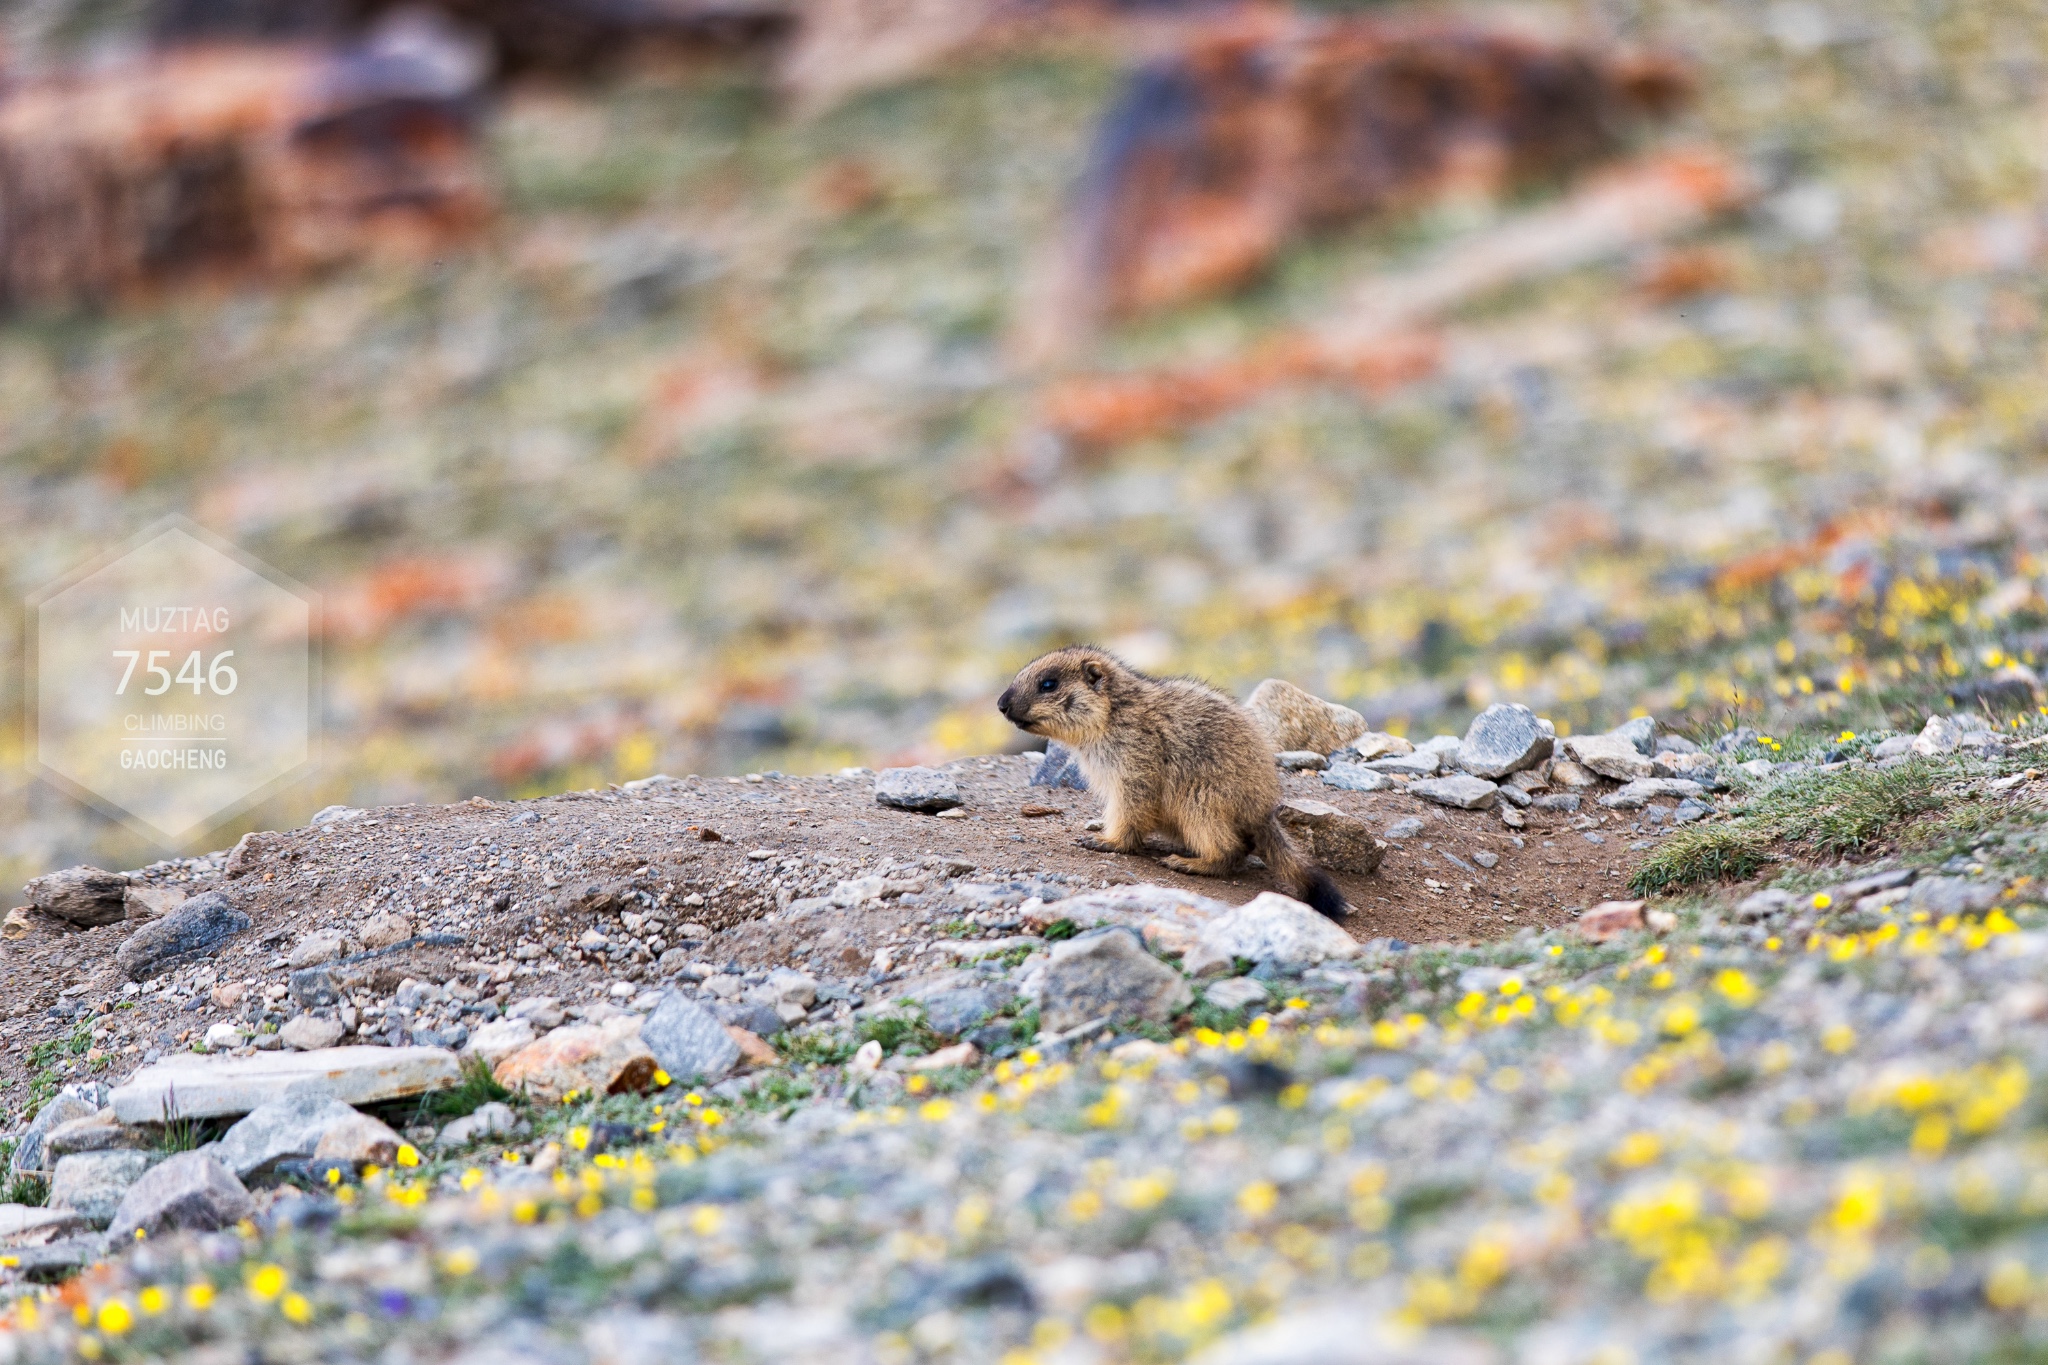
xmin=997 ymin=646 xmax=1348 ymax=919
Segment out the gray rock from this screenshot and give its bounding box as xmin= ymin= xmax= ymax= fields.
xmin=1655 ymin=734 xmax=1700 ymax=755
xmin=1333 ymin=733 xmax=1414 ymax=763
xmin=1408 ymin=775 xmax=1499 ymax=810
xmin=1183 ymin=893 xmax=1361 ymax=977
xmin=1030 ymin=742 xmax=1088 ymax=790
xmin=9 ymin=1094 xmax=98 ymax=1175
xmin=507 ymin=996 xmax=566 ymax=1030
xmin=1472 ymin=851 xmax=1499 ymax=869
xmin=1563 ymin=734 xmax=1654 ymax=781
xmin=1383 ymin=818 xmax=1426 ymax=839
xmin=1203 ymin=977 xmax=1270 ymax=1014
xmin=1907 ymin=876 xmax=2004 ymax=916
xmin=104 ymin=1151 xmax=252 ymax=1243
xmin=114 ymin=891 xmax=250 ymax=982
xmin=874 ymin=766 xmax=963 ymax=812
xmin=44 ymin=1111 xmax=141 ymax=1159
xmin=1913 ymin=715 xmax=1968 ymax=756
xmin=289 ymin=967 xmax=341 ymax=1008
xmin=1737 ymin=759 xmax=1776 ymax=779
xmin=1611 ymin=716 xmax=1658 ymax=755
xmin=1672 ymin=797 xmax=1713 ymax=823
xmin=0 ymin=1205 xmax=89 ymax=1247
xmin=21 ymin=866 xmax=129 ymax=927
xmin=1419 ymin=734 xmax=1465 ymax=755
xmin=1274 ymin=798 xmax=1386 ymax=875
xmin=1245 ymin=680 xmax=1367 ymax=754
xmin=410 ymin=1024 xmax=470 ymax=1050
xmin=641 ymin=992 xmax=741 ymax=1085
xmin=1711 ymin=726 xmax=1760 ymax=754
xmin=1275 ymin=750 xmax=1328 ymax=771
xmin=280 ymin=1015 xmax=347 ymax=1051
xmin=49 ymin=1149 xmax=157 ymax=1228
xmin=710 ymin=1000 xmax=785 ymax=1039
xmin=1870 ymin=735 xmax=1915 ymax=759
xmin=1039 ymin=929 xmax=1192 ymax=1033
xmin=1835 ymin=868 xmax=1916 ymax=899
xmin=1735 ymin=889 xmax=1794 ymax=922
xmin=1958 ymin=731 xmax=2007 ymax=758
xmin=288 ymin=931 xmax=350 ymax=970
xmin=915 ymin=982 xmax=1013 ymax=1037
xmin=109 ymin=1046 xmax=462 ymax=1123
xmin=1456 ymin=704 xmax=1553 ymax=779
xmin=3 ymin=1237 xmax=104 ymax=1280
xmin=1598 ymin=778 xmax=1706 ymax=809
xmin=1365 ymin=751 xmax=1441 ymax=776
xmin=1320 ymin=763 xmax=1390 ymax=793
xmin=1494 ymin=784 xmax=1532 ymax=808
xmin=1532 ymin=793 xmax=1581 ymax=813
xmin=214 ymin=1094 xmax=361 ymax=1178
xmin=437 ymin=1102 xmax=521 ymax=1149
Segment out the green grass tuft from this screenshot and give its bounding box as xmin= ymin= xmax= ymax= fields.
xmin=414 ymin=1056 xmax=517 ymax=1122
xmin=1632 ymin=761 xmax=1953 ymax=895
xmin=1631 ymin=825 xmax=1775 ymax=895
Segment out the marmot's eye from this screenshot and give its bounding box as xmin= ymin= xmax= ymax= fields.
xmin=1038 ymin=677 xmax=1059 ymax=693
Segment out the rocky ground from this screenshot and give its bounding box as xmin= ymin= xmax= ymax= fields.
xmin=4 ymin=698 xmax=2048 ymax=1362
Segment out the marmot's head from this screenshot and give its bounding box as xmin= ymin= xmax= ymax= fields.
xmin=997 ymin=646 xmax=1124 ymax=744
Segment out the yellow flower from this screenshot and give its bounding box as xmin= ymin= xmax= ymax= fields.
xmin=1822 ymin=1025 xmax=1857 ymax=1054
xmin=1612 ymin=1131 xmax=1662 ymax=1168
xmin=96 ymin=1300 xmax=132 ymax=1335
xmin=1237 ymin=1181 xmax=1277 ymax=1218
xmin=184 ymin=1283 xmax=215 ymax=1312
xmin=138 ymin=1286 xmax=169 ymax=1316
xmin=1713 ymin=969 xmax=1758 ymax=1008
xmin=281 ymin=1293 xmax=312 ymax=1325
xmin=568 ymin=1126 xmax=592 ymax=1151
xmin=1082 ymin=1302 xmax=1127 ymax=1342
xmin=395 ymin=1144 xmax=420 ymax=1168
xmin=246 ymin=1265 xmax=288 ymax=1301
xmin=919 ymin=1100 xmax=954 ymax=1123
xmin=442 ymin=1247 xmax=481 ymax=1276
xmin=653 ymin=1069 xmax=671 ymax=1087
xmin=1986 ymin=1260 xmax=2032 ymax=1310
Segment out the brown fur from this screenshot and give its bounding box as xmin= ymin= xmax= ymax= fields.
xmin=997 ymin=646 xmax=1348 ymax=918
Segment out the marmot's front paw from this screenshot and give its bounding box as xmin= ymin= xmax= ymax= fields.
xmin=1077 ymin=836 xmax=1129 ymax=854
xmin=1161 ymin=854 xmax=1228 ymax=877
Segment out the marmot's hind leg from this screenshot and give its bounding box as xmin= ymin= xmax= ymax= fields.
xmin=1160 ymin=814 xmax=1249 ymax=878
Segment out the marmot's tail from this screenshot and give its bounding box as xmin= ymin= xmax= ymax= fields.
xmin=1254 ymin=816 xmax=1348 ymax=920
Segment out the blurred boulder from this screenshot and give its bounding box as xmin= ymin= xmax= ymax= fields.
xmin=0 ymin=23 xmax=490 ymax=312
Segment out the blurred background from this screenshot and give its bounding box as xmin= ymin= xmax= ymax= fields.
xmin=6 ymin=0 xmax=2048 ymax=883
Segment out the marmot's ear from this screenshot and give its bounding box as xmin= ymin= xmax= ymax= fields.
xmin=1083 ymin=660 xmax=1105 ymax=686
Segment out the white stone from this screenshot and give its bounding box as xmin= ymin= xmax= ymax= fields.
xmin=109 ymin=1046 xmax=462 ymax=1123
xmin=1183 ymin=893 xmax=1361 ymax=978
xmin=1562 ymin=733 xmax=1654 ymax=781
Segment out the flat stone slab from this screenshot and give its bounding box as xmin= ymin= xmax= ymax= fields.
xmin=873 ymin=766 xmax=963 ymax=812
xmin=0 ymin=1205 xmax=89 ymax=1247
xmin=1364 ymin=751 xmax=1440 ymax=776
xmin=1320 ymin=763 xmax=1390 ymax=793
xmin=1562 ymin=733 xmax=1653 ymax=781
xmin=1408 ymin=775 xmax=1499 ymax=810
xmin=1598 ymin=778 xmax=1707 ymax=809
xmin=109 ymin=1046 xmax=462 ymax=1123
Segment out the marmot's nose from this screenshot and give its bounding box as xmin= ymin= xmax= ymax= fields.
xmin=996 ymin=687 xmax=1015 ymax=719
